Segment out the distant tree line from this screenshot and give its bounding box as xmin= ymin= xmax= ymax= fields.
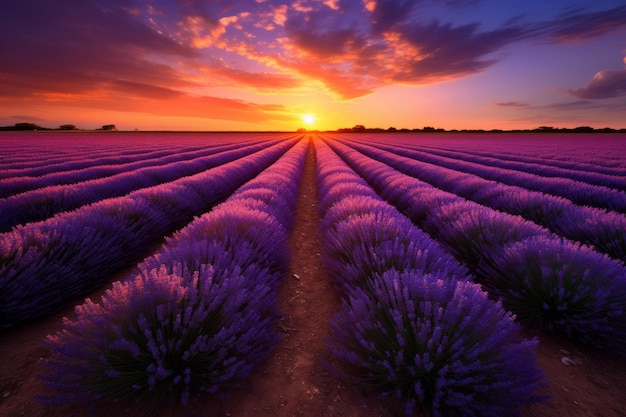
xmin=336 ymin=124 xmax=626 ymax=133
xmin=1 ymin=121 xmax=624 ymax=133
xmin=0 ymin=123 xmax=117 ymax=131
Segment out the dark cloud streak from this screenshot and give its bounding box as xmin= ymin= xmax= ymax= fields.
xmin=546 ymin=5 xmax=626 ymax=43
xmin=494 ymin=102 xmax=530 ymax=108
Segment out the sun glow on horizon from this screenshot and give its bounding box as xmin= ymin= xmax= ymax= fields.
xmin=302 ymin=113 xmax=315 ymax=126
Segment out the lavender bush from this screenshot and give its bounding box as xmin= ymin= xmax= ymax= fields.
xmin=425 ymin=203 xmax=546 ymax=270
xmin=146 ymin=206 xmax=291 ymax=290
xmin=477 ymin=236 xmax=626 ymax=353
xmin=337 ymin=138 xmax=626 ymax=262
xmin=318 ymin=182 xmax=375 ymax=214
xmin=37 ymin=138 xmax=308 ymax=413
xmin=315 ymin=139 xmax=544 ymax=415
xmin=323 ymin=210 xmax=470 ymax=292
xmin=39 ymin=265 xmax=279 ymax=414
xmin=0 ymin=140 xmax=277 ymax=232
xmin=552 ymin=209 xmax=626 ymax=262
xmin=320 ymin=195 xmax=397 ymax=231
xmin=328 ymin=269 xmax=546 ymax=417
xmin=0 ymin=140 xmax=295 ymax=329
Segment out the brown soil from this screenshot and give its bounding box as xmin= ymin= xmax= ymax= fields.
xmin=1 ymin=139 xmax=625 ymax=417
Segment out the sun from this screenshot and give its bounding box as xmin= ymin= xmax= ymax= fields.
xmin=302 ymin=113 xmax=315 ymax=126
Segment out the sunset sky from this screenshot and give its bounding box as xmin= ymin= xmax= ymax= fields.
xmin=1 ymin=0 xmax=625 ymax=131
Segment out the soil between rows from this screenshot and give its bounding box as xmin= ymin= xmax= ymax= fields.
xmin=1 ymin=139 xmax=625 ymax=417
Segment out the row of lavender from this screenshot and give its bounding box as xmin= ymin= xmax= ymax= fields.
xmin=324 ymin=138 xmax=626 ymax=354
xmin=0 ymin=133 xmax=207 ymax=176
xmin=0 ymin=139 xmax=298 ymax=329
xmin=386 ymin=139 xmax=626 ymax=190
xmin=0 ymin=139 xmax=284 ymax=232
xmin=38 ymin=138 xmax=308 ymax=414
xmin=0 ymin=138 xmax=263 ymax=198
xmin=335 ymin=138 xmax=626 ymax=263
xmin=315 ymin=139 xmax=545 ymax=417
xmin=345 ymin=136 xmax=626 ymax=212
xmin=377 ymin=133 xmax=626 ymax=173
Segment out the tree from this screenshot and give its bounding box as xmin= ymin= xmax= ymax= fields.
xmin=14 ymin=122 xmax=43 ymax=130
xmin=59 ymin=124 xmax=77 ymax=130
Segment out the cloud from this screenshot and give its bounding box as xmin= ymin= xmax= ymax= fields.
xmin=493 ymin=102 xmax=530 ymax=108
xmin=545 ymin=5 xmax=626 ymax=43
xmin=0 ymin=0 xmax=197 ymax=99
xmin=544 ymin=100 xmax=598 ymax=110
xmin=276 ymin=2 xmax=626 ymax=97
xmin=0 ymin=0 xmax=296 ymax=124
xmin=149 ymin=95 xmax=292 ymax=123
xmin=388 ymin=21 xmax=532 ymax=83
xmin=495 ymin=98 xmax=626 ymax=114
xmin=3 ymin=0 xmax=626 ymax=112
xmin=567 ymin=70 xmax=626 ymax=99
xmin=218 ymin=69 xmax=301 ymax=90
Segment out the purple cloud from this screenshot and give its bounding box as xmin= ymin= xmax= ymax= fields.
xmin=546 ymin=5 xmax=626 ymax=43
xmin=0 ymin=0 xmax=196 ymax=99
xmin=494 ymin=102 xmax=530 ymax=108
xmin=277 ymin=1 xmax=626 ymax=97
xmin=388 ymin=21 xmax=532 ymax=83
xmin=567 ymin=70 xmax=626 ymax=99
xmin=2 ymin=0 xmax=626 ymax=105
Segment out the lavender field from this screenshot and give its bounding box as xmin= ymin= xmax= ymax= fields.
xmin=1 ymin=131 xmax=625 ymax=417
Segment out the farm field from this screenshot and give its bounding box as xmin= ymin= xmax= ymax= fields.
xmin=1 ymin=131 xmax=625 ymax=417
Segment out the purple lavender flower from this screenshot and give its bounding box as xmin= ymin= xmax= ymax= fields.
xmin=477 ymin=236 xmax=626 ymax=353
xmin=37 ymin=139 xmax=308 ymax=414
xmin=322 ymin=210 xmax=469 ymax=292
xmin=426 ymin=203 xmax=546 ymax=270
xmin=38 ymin=266 xmax=279 ymax=414
xmin=328 ymin=269 xmax=546 ymax=417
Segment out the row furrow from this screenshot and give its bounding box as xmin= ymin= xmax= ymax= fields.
xmin=0 ymin=139 xmax=262 ymax=197
xmin=325 ymin=137 xmax=626 ymax=354
xmin=387 ymin=141 xmax=626 ymax=191
xmin=0 ymin=138 xmax=298 ymax=329
xmin=343 ymin=136 xmax=626 ymax=212
xmin=337 ymin=138 xmax=626 ymax=262
xmin=315 ymin=138 xmax=544 ymax=416
xmin=37 ymin=138 xmax=308 ymax=413
xmin=0 ymin=139 xmax=282 ymax=232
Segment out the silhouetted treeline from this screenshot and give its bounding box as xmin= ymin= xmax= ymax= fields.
xmin=1 ymin=121 xmax=624 ymax=133
xmin=336 ymin=125 xmax=626 ymax=133
xmin=0 ymin=122 xmax=53 ymax=131
xmin=0 ymin=123 xmax=117 ymax=131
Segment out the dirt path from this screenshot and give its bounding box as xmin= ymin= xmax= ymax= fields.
xmin=214 ymin=138 xmax=390 ymax=417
